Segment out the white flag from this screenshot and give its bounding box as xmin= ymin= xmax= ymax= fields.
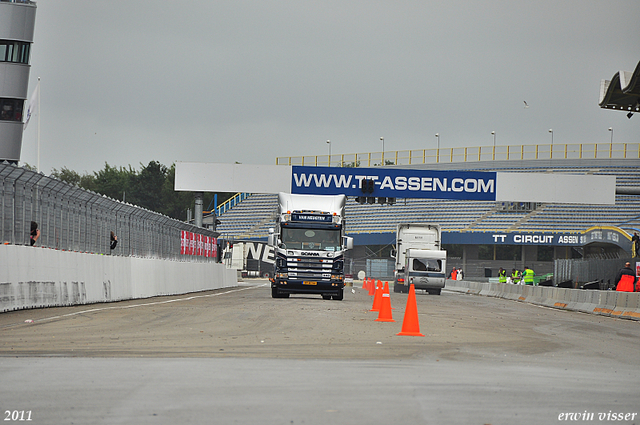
xmin=23 ymin=82 xmax=39 ymax=130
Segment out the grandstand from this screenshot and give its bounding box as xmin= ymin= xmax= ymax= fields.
xmin=214 ymin=144 xmax=640 ymax=279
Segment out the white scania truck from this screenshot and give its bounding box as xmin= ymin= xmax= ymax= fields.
xmin=268 ymin=193 xmax=353 ymax=300
xmin=392 ymin=223 xmax=446 ymax=295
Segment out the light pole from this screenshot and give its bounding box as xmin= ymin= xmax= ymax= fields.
xmin=380 ymin=137 xmax=384 ymax=166
xmin=608 ymin=127 xmax=613 ymax=157
xmin=435 ymin=133 xmax=439 ymax=163
xmin=549 ymin=129 xmax=553 ymax=145
xmin=326 ymin=140 xmax=331 ymax=166
xmin=491 ymin=131 xmax=496 ymax=160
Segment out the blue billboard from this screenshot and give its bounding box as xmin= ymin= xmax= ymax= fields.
xmin=291 ymin=166 xmax=497 ymax=201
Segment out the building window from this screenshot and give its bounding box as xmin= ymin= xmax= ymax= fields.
xmin=0 ymin=98 xmax=24 ymax=121
xmin=0 ymin=41 xmax=31 ymax=64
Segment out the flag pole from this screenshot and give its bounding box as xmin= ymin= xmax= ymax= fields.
xmin=36 ymin=77 xmax=40 ymax=173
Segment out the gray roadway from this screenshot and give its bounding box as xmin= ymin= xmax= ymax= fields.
xmin=1 ymin=280 xmax=639 ymax=424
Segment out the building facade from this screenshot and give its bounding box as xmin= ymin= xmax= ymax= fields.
xmin=0 ymin=0 xmax=37 ymax=163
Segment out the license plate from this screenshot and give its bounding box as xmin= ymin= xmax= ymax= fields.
xmin=303 ymin=281 xmax=317 ymax=285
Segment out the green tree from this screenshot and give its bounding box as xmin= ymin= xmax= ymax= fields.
xmin=162 ymin=164 xmax=194 ymax=220
xmin=51 ymin=166 xmax=83 ymax=186
xmin=90 ymin=163 xmax=134 ymax=201
xmin=49 ymin=161 xmax=239 ymax=222
xmin=130 ymin=161 xmax=167 ymax=211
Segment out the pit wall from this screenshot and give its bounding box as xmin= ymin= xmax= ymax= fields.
xmin=445 ymin=279 xmax=640 ymax=321
xmin=0 ymin=245 xmax=237 ymax=312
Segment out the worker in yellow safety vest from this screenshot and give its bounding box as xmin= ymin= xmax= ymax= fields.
xmin=523 ymin=266 xmax=535 ymax=285
xmin=498 ymin=268 xmax=507 ymax=283
xmin=510 ymin=269 xmax=520 ymax=284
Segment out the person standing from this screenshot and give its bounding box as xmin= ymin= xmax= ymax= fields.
xmin=110 ymin=231 xmax=118 ymax=252
xmin=614 ymin=262 xmax=638 ymax=292
xmin=509 ymin=268 xmax=520 ymax=284
xmin=29 ymin=221 xmax=40 ymax=246
xmin=523 ymin=266 xmax=535 ymax=285
xmin=498 ymin=267 xmax=507 ymax=283
xmin=632 ymin=232 xmax=639 ymax=258
xmin=448 ymin=267 xmax=457 ymax=280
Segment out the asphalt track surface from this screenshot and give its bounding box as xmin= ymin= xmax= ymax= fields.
xmin=1 ymin=279 xmax=639 ymax=425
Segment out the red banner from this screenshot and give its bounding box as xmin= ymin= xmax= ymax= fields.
xmin=180 ymin=231 xmax=216 ymax=259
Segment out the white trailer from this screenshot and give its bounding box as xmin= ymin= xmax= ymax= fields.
xmin=393 ymin=223 xmax=446 ymax=295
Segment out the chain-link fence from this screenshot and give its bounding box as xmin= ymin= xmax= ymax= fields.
xmin=1 ymin=163 xmax=217 ymax=259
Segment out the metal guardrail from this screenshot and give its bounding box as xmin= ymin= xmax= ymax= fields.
xmin=554 ymin=257 xmax=634 ymax=288
xmin=276 ymin=142 xmax=640 ymax=167
xmin=0 ymin=163 xmax=217 ymax=259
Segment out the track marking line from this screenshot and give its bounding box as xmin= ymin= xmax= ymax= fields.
xmin=25 ymin=284 xmax=269 ymax=324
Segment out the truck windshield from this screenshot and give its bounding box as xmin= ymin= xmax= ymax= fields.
xmin=412 ymin=258 xmax=442 ymax=272
xmin=281 ymin=228 xmax=341 ymax=251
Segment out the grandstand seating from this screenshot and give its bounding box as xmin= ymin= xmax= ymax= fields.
xmin=215 ymin=158 xmax=640 ymax=240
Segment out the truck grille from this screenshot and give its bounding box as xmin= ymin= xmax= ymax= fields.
xmin=284 ymin=255 xmax=341 ymax=281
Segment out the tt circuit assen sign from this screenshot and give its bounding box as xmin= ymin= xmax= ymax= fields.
xmin=291 ymin=166 xmax=496 ymax=201
xmin=443 ymin=227 xmax=631 ymax=250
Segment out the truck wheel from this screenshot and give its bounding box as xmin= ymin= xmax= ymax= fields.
xmin=427 ymin=288 xmax=441 ymax=295
xmin=332 ymin=289 xmax=343 ymax=301
xmin=262 ymin=271 xmax=271 ymax=279
xmin=393 ymin=284 xmax=402 ymax=293
xmin=322 ymin=295 xmax=332 ymax=300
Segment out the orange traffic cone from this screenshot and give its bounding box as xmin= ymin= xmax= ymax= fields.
xmin=364 ymin=278 xmax=370 ymax=291
xmin=368 ymin=278 xmax=376 ymax=296
xmin=370 ymin=281 xmax=382 ymax=311
xmin=396 ymin=284 xmax=425 ymax=336
xmin=375 ymin=282 xmax=394 ymax=322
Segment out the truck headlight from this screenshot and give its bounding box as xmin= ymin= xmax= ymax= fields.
xmin=276 ymin=272 xmax=288 ymax=279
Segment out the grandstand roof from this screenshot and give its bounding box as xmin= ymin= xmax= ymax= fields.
xmin=599 ymin=60 xmax=640 ymax=116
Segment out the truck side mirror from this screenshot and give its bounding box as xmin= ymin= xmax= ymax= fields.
xmin=344 ymin=236 xmax=354 ymax=250
xmin=268 ymin=234 xmax=277 ymax=247
xmin=390 ymin=249 xmax=396 ymax=258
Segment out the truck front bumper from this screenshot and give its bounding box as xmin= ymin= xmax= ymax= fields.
xmin=272 ymin=279 xmax=344 ymax=296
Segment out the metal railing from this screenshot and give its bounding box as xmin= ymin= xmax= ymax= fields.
xmin=276 ymin=142 xmax=640 ymax=167
xmin=0 ymin=163 xmax=217 ymax=259
xmin=554 ymin=257 xmax=634 ymax=288
xmin=217 ymin=192 xmax=250 ymax=216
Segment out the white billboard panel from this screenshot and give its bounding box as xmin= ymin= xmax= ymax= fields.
xmin=175 ymin=162 xmax=292 ymax=193
xmin=176 ymin=162 xmax=617 ymax=205
xmin=495 ymin=172 xmax=616 ymax=204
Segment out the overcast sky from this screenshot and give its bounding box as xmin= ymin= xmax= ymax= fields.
xmin=20 ymin=0 xmax=640 ymax=175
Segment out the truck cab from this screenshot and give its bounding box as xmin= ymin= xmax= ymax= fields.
xmin=269 ymin=193 xmax=353 ymax=300
xmin=396 ymin=248 xmax=446 ymax=295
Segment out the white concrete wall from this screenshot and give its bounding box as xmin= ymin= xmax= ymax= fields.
xmin=445 ymin=279 xmax=640 ymax=321
xmin=0 ymin=245 xmax=237 ymax=312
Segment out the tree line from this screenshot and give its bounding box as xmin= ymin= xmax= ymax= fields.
xmin=50 ymin=161 xmax=234 ymax=221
